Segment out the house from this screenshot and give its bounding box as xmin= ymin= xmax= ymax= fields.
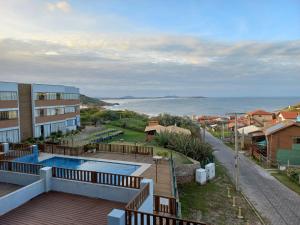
xmin=238 ymin=125 xmax=264 ymax=148
xmin=0 ymin=82 xmax=80 ymax=142
xmin=264 ymin=121 xmax=300 ymax=163
xmin=246 ymin=110 xmax=273 ymax=127
xmin=277 ymin=111 xmax=298 ymax=122
xmin=145 ymin=120 xmax=191 ymax=141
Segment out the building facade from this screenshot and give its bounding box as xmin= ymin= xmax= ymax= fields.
xmin=0 ymin=82 xmax=20 ymax=143
xmin=0 ymin=82 xmax=80 ymax=143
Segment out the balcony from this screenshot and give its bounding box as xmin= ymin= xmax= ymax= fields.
xmin=35 ymin=112 xmax=78 ymax=124
xmin=35 ymin=99 xmax=80 ymax=107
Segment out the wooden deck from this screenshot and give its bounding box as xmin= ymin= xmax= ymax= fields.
xmin=84 ymin=152 xmax=174 ymax=197
xmin=0 ymin=182 xmax=21 ymax=197
xmin=0 ymin=192 xmax=125 ymax=225
xmin=142 ymin=161 xmax=173 ymax=197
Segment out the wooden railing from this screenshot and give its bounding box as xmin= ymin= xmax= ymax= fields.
xmin=0 ymin=161 xmax=43 ymax=175
xmin=154 ymin=195 xmax=177 ymax=216
xmin=9 ymin=143 xmax=31 ymax=151
xmin=39 ymin=144 xmax=84 ymax=156
xmin=125 ymin=210 xmax=208 ymax=225
xmin=126 ymin=183 xmax=150 ymax=210
xmin=1 ymin=149 xmax=33 ymax=161
xmin=94 ymin=143 xmax=153 ymax=155
xmin=52 ymin=167 xmax=142 ymax=189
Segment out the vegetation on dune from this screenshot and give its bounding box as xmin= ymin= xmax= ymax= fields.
xmin=80 ymin=108 xmax=148 ymax=127
xmin=155 ymin=131 xmax=213 ymax=164
xmin=80 ymin=94 xmax=114 ymax=108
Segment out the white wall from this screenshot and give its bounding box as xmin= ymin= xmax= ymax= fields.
xmin=0 ymin=179 xmax=44 ymax=216
xmin=51 ymin=178 xmax=139 ymax=203
xmin=0 ymin=171 xmax=40 ymax=186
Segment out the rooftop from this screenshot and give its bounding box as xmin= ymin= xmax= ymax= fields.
xmin=0 ymin=191 xmax=125 ymax=225
xmin=247 ymin=109 xmax=273 ymax=116
xmin=0 ymin=182 xmax=21 ymax=197
xmin=279 ymin=111 xmax=298 ymax=119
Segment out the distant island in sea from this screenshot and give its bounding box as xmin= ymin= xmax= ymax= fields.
xmin=99 ymin=95 xmax=206 ymax=100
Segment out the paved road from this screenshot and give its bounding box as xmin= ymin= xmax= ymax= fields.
xmin=205 ymin=131 xmax=300 ymax=225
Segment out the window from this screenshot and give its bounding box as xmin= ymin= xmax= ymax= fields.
xmin=0 ymin=91 xmax=17 ymax=100
xmin=65 ymin=106 xmax=76 ymax=113
xmin=0 ymin=129 xmax=19 ymax=143
xmin=47 ymin=108 xmax=56 ymax=116
xmin=63 ymin=93 xmax=79 ymax=100
xmin=293 ymin=137 xmax=300 ymax=144
xmin=56 ymin=107 xmax=64 ymax=115
xmin=0 ymin=110 xmax=18 ymax=120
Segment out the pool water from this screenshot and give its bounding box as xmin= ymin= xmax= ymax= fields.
xmin=17 ymin=156 xmax=140 ymax=175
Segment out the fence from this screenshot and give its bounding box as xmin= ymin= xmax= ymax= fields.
xmin=39 ymin=144 xmax=84 ymax=156
xmin=154 ymin=195 xmax=177 ymax=216
xmin=0 ymin=161 xmax=43 ymax=175
xmin=52 ymin=167 xmax=142 ymax=189
xmin=93 ymin=143 xmax=153 ymax=155
xmin=126 ymin=183 xmax=150 ymax=210
xmin=9 ymin=143 xmax=31 ymax=151
xmin=125 ymin=210 xmax=207 ymax=225
xmin=0 ymin=149 xmax=33 ymax=161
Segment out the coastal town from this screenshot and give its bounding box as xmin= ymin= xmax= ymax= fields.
xmin=0 ymin=1 xmax=299 ymax=225
xmin=0 ymin=81 xmax=300 ymax=225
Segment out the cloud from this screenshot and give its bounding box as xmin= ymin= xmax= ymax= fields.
xmin=47 ymin=1 xmax=71 ymax=13
xmin=0 ymin=36 xmax=299 ymax=97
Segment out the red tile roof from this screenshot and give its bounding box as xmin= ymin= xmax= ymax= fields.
xmin=247 ymin=110 xmax=273 ymax=116
xmin=279 ymin=111 xmax=298 ymax=119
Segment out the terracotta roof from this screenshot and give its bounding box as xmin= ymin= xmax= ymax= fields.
xmin=247 ymin=110 xmax=273 ymax=116
xmin=279 ymin=111 xmax=298 ymax=119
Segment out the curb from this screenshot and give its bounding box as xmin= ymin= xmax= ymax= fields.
xmin=240 ymin=191 xmax=266 ymax=225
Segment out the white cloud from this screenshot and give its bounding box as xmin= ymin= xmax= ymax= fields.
xmin=47 ymin=1 xmax=71 ymax=13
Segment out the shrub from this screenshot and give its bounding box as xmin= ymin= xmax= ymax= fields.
xmin=155 ymin=131 xmax=213 ymax=164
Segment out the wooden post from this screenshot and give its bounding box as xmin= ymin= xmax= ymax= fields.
xmin=91 ymin=171 xmax=97 ymax=183
xmin=8 ymin=161 xmax=12 ymax=171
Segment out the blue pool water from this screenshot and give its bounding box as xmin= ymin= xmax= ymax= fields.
xmin=17 ymin=156 xmax=140 ymax=175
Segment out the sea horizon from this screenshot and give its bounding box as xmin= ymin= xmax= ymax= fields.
xmin=103 ymin=96 xmax=300 ymax=117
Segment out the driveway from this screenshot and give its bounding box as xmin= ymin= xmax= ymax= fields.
xmin=205 ymin=131 xmax=300 ymax=225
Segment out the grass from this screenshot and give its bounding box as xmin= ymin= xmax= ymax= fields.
xmin=178 ymin=161 xmax=262 ymax=225
xmin=271 ymin=172 xmax=300 ymax=195
xmin=104 ymin=124 xmax=146 ymax=143
xmin=153 ymin=146 xmax=192 ymax=164
xmin=104 ymin=124 xmax=193 ymax=164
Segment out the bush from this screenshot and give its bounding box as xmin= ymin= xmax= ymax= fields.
xmin=157 ymin=113 xmax=201 ymax=138
xmin=155 ymin=131 xmax=213 ymax=164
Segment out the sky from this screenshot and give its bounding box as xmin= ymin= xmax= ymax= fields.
xmin=0 ymin=0 xmax=299 ymax=97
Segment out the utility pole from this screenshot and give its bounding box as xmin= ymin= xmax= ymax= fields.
xmin=222 ymin=122 xmax=225 ymax=140
xmin=226 ymin=112 xmax=244 ymax=192
xmin=234 ymin=114 xmax=239 ymax=191
xmin=203 ymin=121 xmax=206 ymax=143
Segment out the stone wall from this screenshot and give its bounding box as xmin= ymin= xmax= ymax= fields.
xmin=175 ymin=159 xmax=201 ymax=184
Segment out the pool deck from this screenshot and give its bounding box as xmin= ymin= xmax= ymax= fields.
xmin=0 ymin=191 xmax=125 ymax=225
xmin=38 ymin=153 xmax=151 ymax=176
xmin=84 ymin=152 xmax=174 ymax=197
xmin=0 ymin=182 xmax=22 ymax=197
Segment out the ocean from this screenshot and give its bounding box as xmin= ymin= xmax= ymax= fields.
xmin=103 ymin=97 xmax=300 ymax=116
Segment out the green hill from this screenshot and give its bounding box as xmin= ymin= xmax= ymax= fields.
xmin=80 ymin=94 xmax=117 ymax=108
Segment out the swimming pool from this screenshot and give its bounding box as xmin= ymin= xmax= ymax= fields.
xmin=16 ymin=156 xmax=140 ymax=175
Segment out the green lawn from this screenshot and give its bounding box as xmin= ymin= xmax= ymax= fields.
xmin=153 ymin=146 xmax=192 ymax=164
xmin=271 ymin=172 xmax=300 ymax=195
xmin=104 ymin=124 xmax=146 ymax=143
xmin=104 ymin=124 xmax=193 ymax=164
xmin=179 ymin=161 xmax=262 ymax=225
